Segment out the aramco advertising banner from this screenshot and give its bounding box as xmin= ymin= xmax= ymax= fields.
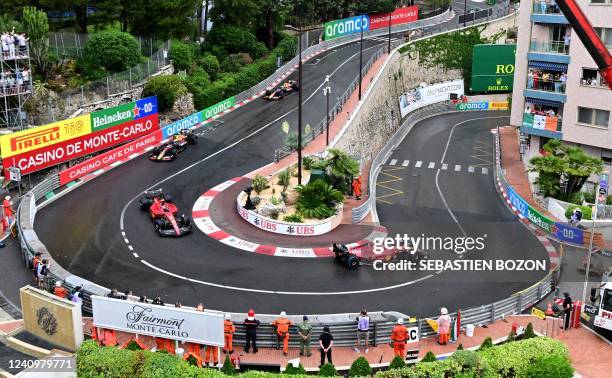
xmin=324 ymin=6 xmax=418 ymax=40
xmin=161 ymin=96 xmax=235 ymax=139
xmin=398 ymin=79 xmax=464 ymax=117
xmin=1 ymin=96 xmax=158 ymax=177
xmin=470 ymin=44 xmax=516 ymax=92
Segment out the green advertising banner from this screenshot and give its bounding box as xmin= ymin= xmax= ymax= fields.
xmin=527 ymin=205 xmax=555 ymax=233
xmin=200 ymin=97 xmax=236 ymax=120
xmin=90 ymin=96 xmax=158 ymax=132
xmin=470 ymin=44 xmax=516 ymax=92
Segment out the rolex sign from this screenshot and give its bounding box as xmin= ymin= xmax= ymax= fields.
xmin=470 ymin=44 xmax=516 ymax=92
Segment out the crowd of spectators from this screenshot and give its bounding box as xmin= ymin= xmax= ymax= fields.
xmin=527 ymin=69 xmax=567 ymax=93
xmin=1 ymin=30 xmax=28 ymax=59
xmin=0 ymin=65 xmax=31 ymax=97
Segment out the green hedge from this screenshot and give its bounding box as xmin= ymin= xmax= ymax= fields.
xmin=77 ymin=337 xmax=572 ymax=378
xmin=375 ymin=337 xmax=572 ymax=378
xmin=564 ymin=205 xmax=592 ymax=221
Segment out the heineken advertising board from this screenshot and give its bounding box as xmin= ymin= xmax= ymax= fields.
xmin=91 ymin=96 xmax=158 ymax=132
xmin=470 ymin=44 xmax=516 ymax=92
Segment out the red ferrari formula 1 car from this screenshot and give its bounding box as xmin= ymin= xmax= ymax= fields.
xmin=149 ymin=129 xmax=198 ymax=161
xmin=139 ymin=189 xmax=192 ymax=236
xmin=263 ymin=80 xmax=299 ymax=101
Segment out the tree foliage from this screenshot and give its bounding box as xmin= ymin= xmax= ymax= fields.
xmin=295 ymin=179 xmax=344 ymax=219
xmin=22 ymin=7 xmax=50 ymax=74
xmin=170 ymin=41 xmax=196 ymax=72
xmin=79 ymin=30 xmax=143 ymax=78
xmin=142 ymin=74 xmax=186 ymax=112
xmin=128 ymin=0 xmax=197 ymax=39
xmin=529 ymin=140 xmax=603 ymax=200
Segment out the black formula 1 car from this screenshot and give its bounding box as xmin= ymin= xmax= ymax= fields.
xmin=263 ymin=80 xmax=299 ymax=101
xmin=139 ymin=189 xmax=192 ymax=236
xmin=149 ymin=129 xmax=198 ymax=161
xmin=333 ymin=243 xmax=361 ymax=269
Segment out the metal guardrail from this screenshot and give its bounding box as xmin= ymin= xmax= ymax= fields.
xmin=11 ymin=4 xmax=557 ymax=348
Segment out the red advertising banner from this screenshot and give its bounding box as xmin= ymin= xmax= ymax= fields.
xmin=369 ymin=6 xmax=418 ymax=30
xmin=59 ymin=129 xmax=163 ymax=185
xmin=3 ymin=114 xmax=158 ymax=177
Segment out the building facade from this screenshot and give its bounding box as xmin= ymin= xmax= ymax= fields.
xmin=510 ymin=0 xmax=612 ymax=166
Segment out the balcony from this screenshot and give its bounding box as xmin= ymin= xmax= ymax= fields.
xmin=521 ymin=112 xmax=563 ymax=139
xmin=531 ymin=1 xmax=569 ymax=24
xmin=528 ymin=40 xmax=570 ymax=64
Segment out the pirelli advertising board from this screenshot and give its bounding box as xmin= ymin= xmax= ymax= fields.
xmin=1 ymin=96 xmax=158 ymax=177
xmin=470 ymin=44 xmax=516 ymax=93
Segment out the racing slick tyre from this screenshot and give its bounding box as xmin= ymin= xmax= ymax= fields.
xmin=292 ymin=82 xmax=299 ymax=91
xmin=265 ymin=89 xmax=272 ymax=97
xmin=151 ymin=147 xmax=161 ymax=156
xmin=346 ymin=255 xmax=360 ymax=269
xmin=154 ymin=219 xmax=171 ymax=232
xmin=163 ymin=194 xmax=173 ymax=203
xmin=139 ymin=198 xmax=152 ymax=210
xmin=187 ymin=134 xmax=198 ymax=144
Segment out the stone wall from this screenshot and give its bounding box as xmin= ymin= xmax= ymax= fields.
xmin=334 ymin=11 xmax=519 ymax=162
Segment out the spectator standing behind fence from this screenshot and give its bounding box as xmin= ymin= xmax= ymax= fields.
xmin=31 ymin=252 xmax=41 ymax=284
xmin=244 ymin=309 xmax=260 ymax=353
xmin=3 ymin=196 xmax=14 ymax=225
xmin=70 ymin=286 xmax=83 ymax=305
xmin=53 ymin=281 xmax=69 ymax=299
xmin=562 ymin=292 xmax=573 ymax=330
xmin=437 ymin=307 xmax=451 ymax=345
xmin=223 ymin=313 xmax=235 ymax=354
xmin=354 ymin=309 xmax=371 ymax=353
xmin=297 ymin=315 xmax=312 ymax=357
xmin=272 ymin=311 xmax=293 ymax=356
xmin=318 ymin=326 xmax=333 ymax=367
xmin=391 ymin=318 xmax=408 ymax=358
xmin=36 ymin=259 xmax=49 ymax=289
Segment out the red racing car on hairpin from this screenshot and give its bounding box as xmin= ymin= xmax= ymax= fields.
xmin=139 ymin=189 xmax=192 ymax=236
xmin=263 ymin=80 xmax=299 ymax=101
xmin=149 ymin=129 xmax=198 ymax=161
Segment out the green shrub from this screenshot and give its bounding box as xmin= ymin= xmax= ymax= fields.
xmin=269 ymin=196 xmax=282 ymax=206
xmin=79 ymin=30 xmax=143 ymax=78
xmin=221 ymin=54 xmax=246 ymax=73
xmin=413 ymin=359 xmax=453 ymax=377
xmin=524 ymin=322 xmax=536 ymax=339
xmin=284 ymin=132 xmax=304 ymax=152
xmin=277 ymin=169 xmax=291 ymax=191
xmin=526 ymin=355 xmax=574 ymax=378
xmin=295 ymin=179 xmax=344 ymax=219
xmin=251 ymin=196 xmax=261 ymax=206
xmin=564 ymin=205 xmax=592 ymax=221
xmin=170 ymin=41 xmax=195 ymax=72
xmin=317 ymin=149 xmax=360 ymax=194
xmin=199 ymin=53 xmax=220 ymax=80
xmin=457 ymin=343 xmax=464 ymax=350
xmin=318 ymin=363 xmax=337 ymax=376
xmin=349 ymin=356 xmax=372 ymax=377
xmin=302 ymin=156 xmax=316 ymax=170
xmin=221 ymin=355 xmax=237 ymax=375
xmin=77 ymin=343 xmax=141 ymax=377
xmin=284 ymin=362 xmax=307 ymax=375
xmin=206 ymin=25 xmax=267 ymax=59
xmin=275 ymin=35 xmax=298 ymax=61
xmin=449 ymin=350 xmax=487 ymax=374
xmin=607 ymin=195 xmax=612 ymax=205
xmin=421 ymin=351 xmax=437 ymax=362
xmin=124 ymin=339 xmax=143 ymax=351
xmin=479 ymin=337 xmax=493 ymax=350
xmin=507 ymin=328 xmax=516 ymax=342
xmin=389 ymin=355 xmax=406 ymax=369
xmin=142 ymin=74 xmax=185 ymax=113
xmin=185 ymin=353 xmax=199 ymax=367
xmin=269 ymin=209 xmax=280 ymax=220
xmin=252 ymin=174 xmax=269 ymax=194
xmin=283 ymin=214 xmax=304 ymax=223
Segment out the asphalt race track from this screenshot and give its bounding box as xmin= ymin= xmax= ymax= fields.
xmin=34 ymin=11 xmax=546 ymax=316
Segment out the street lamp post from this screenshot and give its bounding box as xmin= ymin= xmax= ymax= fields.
xmin=464 ymin=0 xmax=468 ymax=27
xmin=387 ymin=12 xmax=392 ymax=53
xmin=323 ymin=75 xmax=331 ymax=146
xmin=358 ymin=14 xmax=365 ymax=101
xmin=298 ymin=27 xmax=303 ymax=185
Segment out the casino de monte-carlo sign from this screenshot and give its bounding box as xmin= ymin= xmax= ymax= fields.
xmin=91 ymin=296 xmax=224 ymax=346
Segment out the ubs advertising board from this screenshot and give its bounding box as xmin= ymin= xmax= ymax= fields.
xmin=470 ymin=44 xmax=516 ymax=92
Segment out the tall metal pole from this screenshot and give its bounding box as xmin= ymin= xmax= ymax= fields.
xmin=464 ymin=0 xmax=468 ymax=27
xmin=324 ymin=76 xmax=331 ymax=146
xmin=297 ymin=28 xmax=303 ymax=186
xmin=358 ymin=14 xmax=364 ymax=101
xmin=387 ymin=12 xmax=392 ymax=53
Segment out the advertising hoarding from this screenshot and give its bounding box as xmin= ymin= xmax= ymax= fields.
xmin=553 ymin=222 xmax=583 ymax=245
xmin=369 ymin=6 xmax=418 ymax=30
xmin=0 ymin=115 xmax=92 ymax=159
xmin=90 ymin=96 xmax=157 ymax=132
xmin=92 ymin=296 xmax=224 ymax=346
xmin=161 ymin=97 xmax=235 ymax=139
xmin=470 ymin=44 xmax=516 ymax=92
xmin=59 ymin=129 xmax=163 ymax=185
xmin=455 ymin=102 xmax=509 ymax=111
xmin=398 ymin=79 xmax=464 ymax=117
xmin=3 ymin=114 xmax=158 ymax=176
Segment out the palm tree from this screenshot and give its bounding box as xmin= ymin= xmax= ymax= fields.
xmin=529 ymin=155 xmax=565 ymax=198
xmin=320 ymin=148 xmax=360 ymax=194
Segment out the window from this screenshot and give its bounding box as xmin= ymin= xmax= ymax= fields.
xmin=578 ymin=107 xmax=610 ymax=127
xmin=581 ymin=68 xmax=607 ymax=87
xmin=594 ymin=27 xmax=612 ymax=48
